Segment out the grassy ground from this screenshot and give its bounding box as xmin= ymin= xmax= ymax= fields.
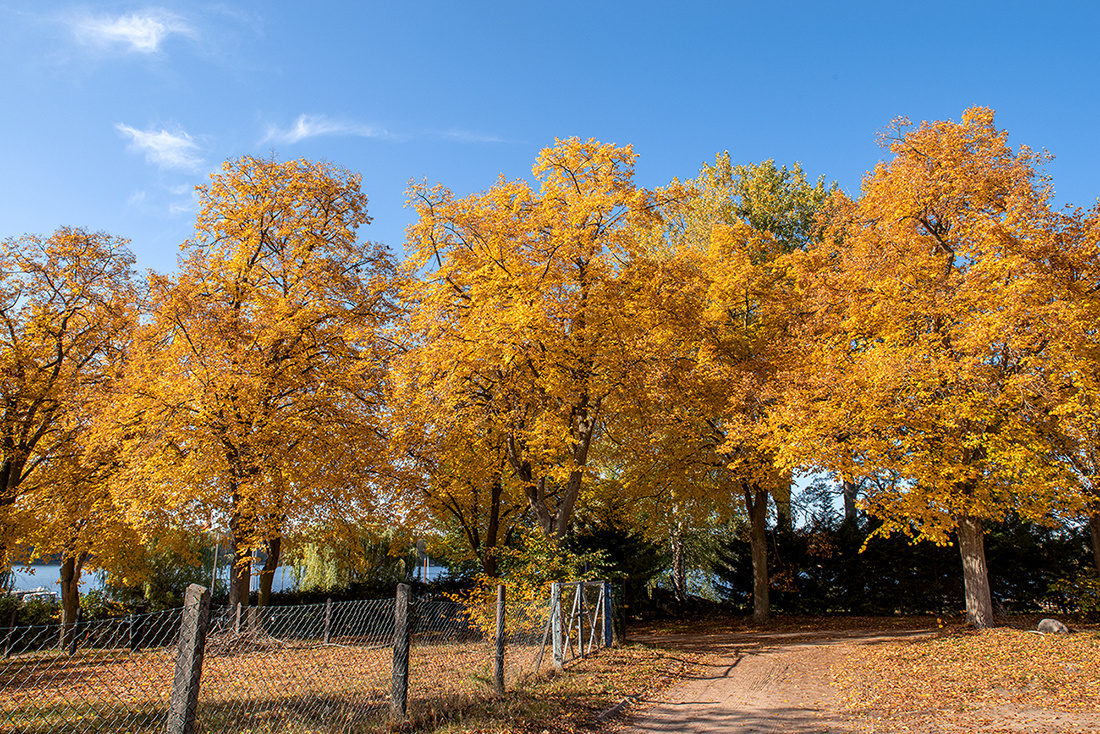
xmin=403 ymin=643 xmax=710 ymax=734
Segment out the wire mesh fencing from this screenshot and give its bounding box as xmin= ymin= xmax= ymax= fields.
xmin=0 ymin=580 xmax=618 ymax=733
xmin=195 ymin=596 xmax=398 ymax=733
xmin=0 ymin=607 xmax=184 ymax=733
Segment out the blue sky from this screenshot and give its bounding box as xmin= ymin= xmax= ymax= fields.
xmin=2 ymin=1 xmax=1098 ymax=275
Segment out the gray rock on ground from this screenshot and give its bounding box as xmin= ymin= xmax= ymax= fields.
xmin=1037 ymin=618 xmax=1070 ymax=634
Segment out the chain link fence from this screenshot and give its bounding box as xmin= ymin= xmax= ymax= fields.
xmin=0 ymin=607 xmax=183 ymax=733
xmin=0 ymin=581 xmax=616 ymax=733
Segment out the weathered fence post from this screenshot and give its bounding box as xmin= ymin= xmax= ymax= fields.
xmin=324 ymin=598 xmax=332 ymax=644
xmin=494 ymin=584 xmax=506 ymax=696
xmin=550 ymin=582 xmax=563 ymax=672
xmin=602 ymin=581 xmax=614 ymax=648
xmin=233 ymin=602 xmax=242 ymax=635
xmin=167 ymin=583 xmax=212 ymax=734
xmin=391 ymin=583 xmax=412 ymax=719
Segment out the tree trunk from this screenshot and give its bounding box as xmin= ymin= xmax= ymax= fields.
xmin=508 ymin=398 xmax=599 ymax=540
xmin=841 ymin=477 xmax=859 ymax=526
xmin=1089 ymin=512 xmax=1100 ymax=577
xmin=956 ymin=514 xmax=993 ymax=629
xmin=744 ymin=481 xmax=770 ymax=624
xmin=670 ymin=523 xmax=687 ymax=602
xmin=59 ymin=552 xmax=88 ymax=649
xmin=772 ymin=478 xmax=792 ymax=534
xmin=227 ymin=530 xmax=250 ymax=611
xmin=483 ymin=475 xmax=504 ymax=577
xmin=257 ymin=535 xmax=281 ymax=607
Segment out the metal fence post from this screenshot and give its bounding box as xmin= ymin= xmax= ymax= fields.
xmin=324 ymin=598 xmax=332 ymax=644
xmin=550 ymin=582 xmax=563 ymax=672
xmin=391 ymin=583 xmax=412 ymax=719
xmin=578 ymin=584 xmax=586 ymax=658
xmin=494 ymin=584 xmax=506 ymax=696
xmin=167 ymin=583 xmax=212 ymax=734
xmin=602 ymin=581 xmax=614 ymax=648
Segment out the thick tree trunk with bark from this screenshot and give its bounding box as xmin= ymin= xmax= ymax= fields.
xmin=227 ymin=510 xmax=251 ymax=611
xmin=956 ymin=514 xmax=993 ymax=629
xmin=1090 ymin=512 xmax=1100 ymax=577
xmin=841 ymin=477 xmax=859 ymax=526
xmin=59 ymin=552 xmax=88 ymax=649
xmin=257 ymin=535 xmax=281 ymax=607
xmin=743 ymin=481 xmax=770 ymax=624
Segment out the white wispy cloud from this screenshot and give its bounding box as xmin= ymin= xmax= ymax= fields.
xmin=262 ymin=114 xmax=392 ymax=144
xmin=116 ymin=124 xmax=203 ymax=171
xmin=437 ymin=129 xmax=508 ymax=144
xmin=70 ymin=9 xmax=193 ymax=54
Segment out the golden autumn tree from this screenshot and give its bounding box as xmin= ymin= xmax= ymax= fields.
xmin=389 ymin=359 xmax=529 ymax=576
xmin=0 ymin=228 xmax=139 ymax=631
xmin=16 ymin=427 xmax=141 ymax=646
xmin=1043 ymin=204 xmax=1100 ymax=576
xmin=400 ymin=138 xmax=668 ymax=543
xmin=614 ymin=156 xmax=833 ymax=621
xmin=782 ymin=108 xmax=1076 ymax=628
xmin=111 ymin=156 xmax=396 ymax=608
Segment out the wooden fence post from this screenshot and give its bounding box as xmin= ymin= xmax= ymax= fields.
xmin=602 ymin=581 xmax=614 ymax=647
xmin=391 ymin=583 xmax=412 ymax=719
xmin=494 ymin=584 xmax=506 ymax=696
xmin=324 ymin=598 xmax=332 ymax=644
xmin=167 ymin=584 xmax=212 ymax=734
xmin=233 ymin=602 xmax=241 ymax=635
xmin=550 ymin=582 xmax=563 ymax=672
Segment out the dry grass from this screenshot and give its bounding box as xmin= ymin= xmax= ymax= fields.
xmin=0 ymin=631 xmax=701 ymax=734
xmin=408 ymin=643 xmax=709 ymax=734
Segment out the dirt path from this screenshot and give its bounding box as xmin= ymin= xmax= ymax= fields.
xmin=615 ymin=628 xmax=934 ymax=734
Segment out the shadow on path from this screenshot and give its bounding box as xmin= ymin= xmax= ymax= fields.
xmin=614 ymin=627 xmax=936 ymax=734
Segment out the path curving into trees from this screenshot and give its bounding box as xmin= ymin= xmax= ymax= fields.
xmin=618 ymin=627 xmax=932 ymax=734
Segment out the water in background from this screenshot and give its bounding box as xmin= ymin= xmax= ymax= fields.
xmin=8 ymin=562 xmax=448 ymax=598
xmin=8 ymin=565 xmax=97 ymax=595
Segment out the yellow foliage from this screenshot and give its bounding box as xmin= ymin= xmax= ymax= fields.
xmin=106 ymin=156 xmax=397 ymax=601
